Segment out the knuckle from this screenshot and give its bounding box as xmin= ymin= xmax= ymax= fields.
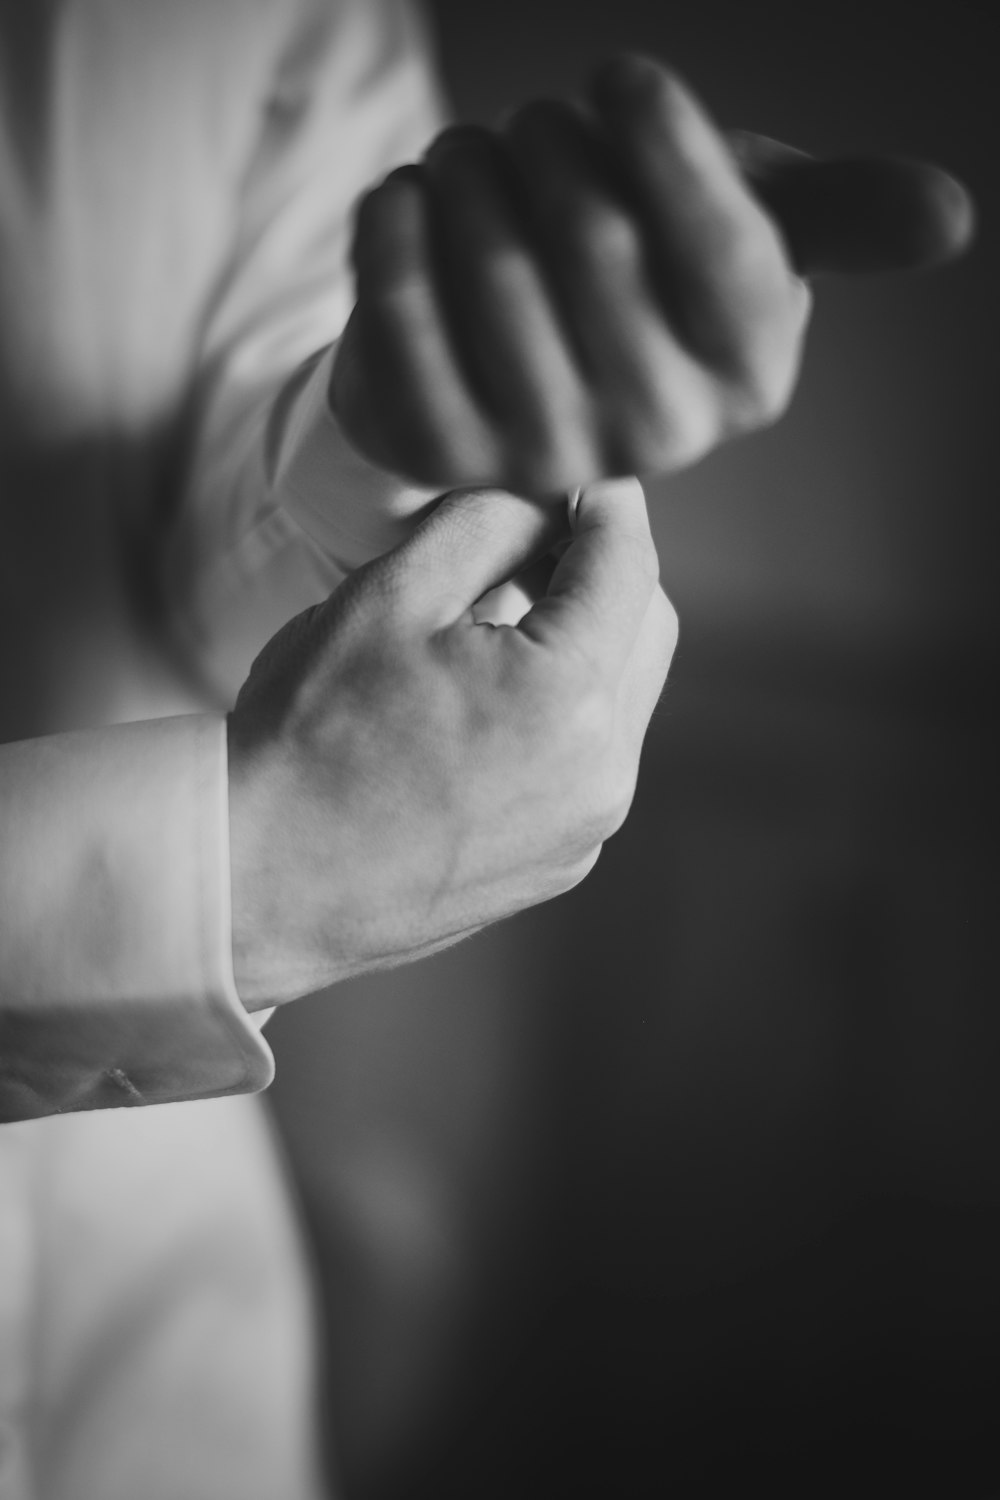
xmin=746 ymin=356 xmax=796 ymax=423
xmin=570 ymin=200 xmax=640 ymax=271
xmin=557 ymin=748 xmax=638 ymax=850
xmin=558 ymin=693 xmax=637 ymax=840
xmin=723 ymin=336 xmax=802 ymax=430
xmin=695 ymin=221 xmax=806 ymax=360
xmin=787 ymin=273 xmax=814 ymax=335
xmin=635 ymin=588 xmax=679 ymax=697
xmin=575 ymin=199 xmax=638 ymax=267
xmin=479 ymin=240 xmax=531 ymax=289
xmin=503 ymin=98 xmax=643 ymax=267
xmin=603 ymin=387 xmax=720 ymax=475
xmin=708 ymin=206 xmax=787 ymax=291
xmin=364 ymin=270 xmax=431 ymax=324
xmin=652 ymin=584 xmax=680 ymax=654
xmin=594 ymin=54 xmax=685 ymax=129
xmin=556 ymin=844 xmax=604 ymax=894
xmin=708 ymin=277 xmax=810 ymax=429
xmin=600 ymin=408 xmax=664 ymax=476
xmin=599 ymin=760 xmax=639 ymax=838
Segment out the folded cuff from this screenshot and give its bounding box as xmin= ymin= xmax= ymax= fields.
xmin=0 ymin=714 xmax=273 ymax=1121
xmin=272 ymin=342 xmax=441 ymax=571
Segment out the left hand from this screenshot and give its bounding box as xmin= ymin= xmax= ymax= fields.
xmin=330 ymin=53 xmax=973 ymax=498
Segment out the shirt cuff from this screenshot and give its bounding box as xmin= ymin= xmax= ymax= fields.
xmin=271 ymin=342 xmax=442 ymax=571
xmin=0 ymin=714 xmax=273 ymax=1121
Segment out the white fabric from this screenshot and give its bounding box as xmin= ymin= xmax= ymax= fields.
xmin=0 ymin=715 xmax=272 ymax=1120
xmin=0 ymin=1096 xmax=324 ymax=1500
xmin=0 ymin=0 xmax=447 ymax=1495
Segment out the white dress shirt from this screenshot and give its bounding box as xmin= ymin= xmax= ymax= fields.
xmin=0 ymin=1 xmax=445 ymax=1494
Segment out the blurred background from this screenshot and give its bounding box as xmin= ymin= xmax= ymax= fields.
xmin=268 ymin=1 xmax=999 ymax=1495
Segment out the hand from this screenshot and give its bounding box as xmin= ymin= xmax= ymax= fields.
xmin=227 ymin=476 xmax=676 ymax=1008
xmin=330 ymin=54 xmax=973 ymax=498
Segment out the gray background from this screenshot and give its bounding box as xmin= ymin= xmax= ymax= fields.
xmin=270 ymin=3 xmax=999 ymax=1495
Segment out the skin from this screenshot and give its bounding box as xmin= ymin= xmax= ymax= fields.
xmin=330 ymin=54 xmax=973 ymax=497
xmin=228 ymin=54 xmax=973 ymax=1004
xmin=229 ymin=479 xmax=675 ymax=1007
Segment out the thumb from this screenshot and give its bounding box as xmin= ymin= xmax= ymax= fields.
xmin=389 ymin=486 xmax=568 ymax=626
xmin=730 ymin=130 xmax=975 ymax=275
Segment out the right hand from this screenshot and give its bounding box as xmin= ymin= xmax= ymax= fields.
xmin=227 ymin=477 xmax=677 ymax=1009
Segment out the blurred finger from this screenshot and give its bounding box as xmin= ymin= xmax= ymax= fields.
xmin=423 ymin=126 xmax=597 ymax=491
xmin=590 ymin=55 xmax=808 ymax=378
xmin=352 ymin=166 xmax=498 ymax=483
xmin=503 ymin=99 xmax=708 ymax=471
xmin=729 ymin=131 xmax=976 ymax=275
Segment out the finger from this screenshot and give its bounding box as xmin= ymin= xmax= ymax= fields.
xmin=520 ymin=476 xmax=660 ymax=680
xmin=729 ymin=131 xmax=976 ymax=275
xmin=589 ymin=55 xmax=808 ymax=378
xmin=502 ymin=99 xmax=710 ymax=472
xmin=391 ymin=487 xmax=566 ymax=627
xmin=351 ymin=166 xmax=498 ymax=484
xmin=472 ymin=553 xmax=558 ymax=626
xmin=422 ymin=126 xmax=597 ymax=492
xmin=616 ymin=584 xmax=678 ymax=754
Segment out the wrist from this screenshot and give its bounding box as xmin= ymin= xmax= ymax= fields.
xmin=268 ymin=338 xmax=441 ymax=573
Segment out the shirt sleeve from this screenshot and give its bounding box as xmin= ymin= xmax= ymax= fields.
xmin=0 ymin=714 xmax=273 ymax=1123
xmin=167 ymin=0 xmax=449 ymax=705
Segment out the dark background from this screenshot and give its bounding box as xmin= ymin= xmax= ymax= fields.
xmin=269 ymin=2 xmax=1000 ymax=1495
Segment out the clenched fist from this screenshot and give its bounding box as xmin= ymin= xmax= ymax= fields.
xmin=330 ymin=53 xmax=972 ymax=497
xmin=228 ymin=478 xmax=675 ymax=1007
